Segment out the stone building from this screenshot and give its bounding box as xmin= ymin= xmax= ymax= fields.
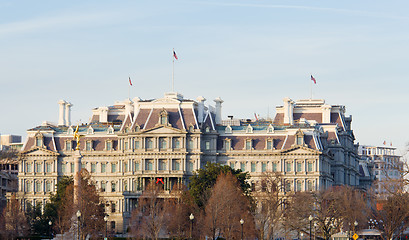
xmin=16 ymin=92 xmax=360 ymax=233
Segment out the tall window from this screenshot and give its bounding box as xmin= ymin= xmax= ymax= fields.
xmin=174 ymin=139 xmax=180 ymax=149
xmin=308 ymin=162 xmax=313 ymax=172
xmin=245 ymin=140 xmax=252 ymax=150
xmin=188 ymin=161 xmax=194 ymax=172
xmin=124 ymin=181 xmax=128 ymax=191
xmin=124 ymin=141 xmax=129 ymax=150
xmin=62 ymin=163 xmax=66 ymax=173
xmin=173 ymin=160 xmax=180 ymax=171
xmin=159 ymin=160 xmax=166 ymax=170
xmin=285 ymin=181 xmax=291 ymax=192
xmin=134 ymin=162 xmax=140 ymax=171
xmin=188 ymin=139 xmax=194 ymax=149
xmin=111 ymin=163 xmax=117 ymax=173
xmin=70 ymin=163 xmax=74 ymax=173
xmin=101 ymin=182 xmax=106 ymax=192
xmin=159 ymin=138 xmax=167 ymax=150
xmin=296 ymin=181 xmax=302 ymax=192
xmin=35 ymin=163 xmax=42 ymax=173
xmin=101 ymin=163 xmax=106 ymax=173
xmin=66 ymin=141 xmax=72 ymax=150
xmin=111 ymin=182 xmax=116 ymax=192
xmin=26 ymin=181 xmax=32 ymax=192
xmin=297 ymin=162 xmax=302 ymax=172
xmin=205 ymin=141 xmax=210 ymax=150
xmin=91 ymin=163 xmax=96 ymax=173
xmin=224 ymin=139 xmax=231 ymax=150
xmin=272 ymin=162 xmax=277 ymax=172
xmin=46 ymin=182 xmax=51 ymax=192
xmin=26 ymin=163 xmax=32 ymax=172
xmin=134 ymin=140 xmax=140 ymax=149
xmin=230 ymin=162 xmax=235 ymax=169
xmin=36 ymin=181 xmax=42 ymax=192
xmin=36 ymin=138 xmax=42 ymax=147
xmin=307 ymin=181 xmax=313 ymax=191
xmin=286 ymin=161 xmax=292 ymax=172
xmin=251 ymin=162 xmax=256 ymax=172
xmin=86 ymin=141 xmax=92 ymax=151
xmin=106 ymin=141 xmax=112 ymax=151
xmin=146 ymin=160 xmax=153 ymax=171
xmin=267 ymin=140 xmax=273 ymax=150
xmin=46 ymin=163 xmax=52 ymax=173
xmin=262 ymin=162 xmax=267 ymax=172
xmin=240 ymin=162 xmax=246 ymax=172
xmin=146 ymin=138 xmax=153 ymax=149
xmin=124 ymin=162 xmax=128 ymax=172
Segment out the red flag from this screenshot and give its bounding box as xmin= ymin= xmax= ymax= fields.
xmin=129 ymin=77 xmax=132 ymax=86
xmin=254 ymin=113 xmax=259 ymax=121
xmin=311 ymin=75 xmax=316 ymax=84
xmin=173 ymin=50 xmax=178 ymax=60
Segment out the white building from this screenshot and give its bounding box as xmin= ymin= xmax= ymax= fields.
xmin=16 ymin=93 xmax=361 ymax=233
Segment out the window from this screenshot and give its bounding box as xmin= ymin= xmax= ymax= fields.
xmin=124 ymin=181 xmax=128 ymax=191
xmin=36 ymin=138 xmax=42 ymax=147
xmin=205 ymin=141 xmax=210 ymax=150
xmin=160 ymin=115 xmax=167 ymax=125
xmin=124 ymin=162 xmax=128 ymax=172
xmin=230 ymin=162 xmax=235 ymax=169
xmin=159 ymin=160 xmax=166 ymax=170
xmin=26 ymin=181 xmax=32 ymax=192
xmin=245 ymin=140 xmax=252 ymax=150
xmin=111 ymin=163 xmax=117 ymax=173
xmin=70 ymin=163 xmax=74 ymax=173
xmin=296 ymin=181 xmax=302 ymax=192
xmin=106 ymin=141 xmax=112 ymax=151
xmin=224 ymin=139 xmax=231 ymax=150
xmin=159 ymin=138 xmax=167 ymax=150
xmin=173 ymin=160 xmax=180 ymax=171
xmin=135 ymin=140 xmax=140 ymax=149
xmin=188 ymin=139 xmax=194 ymax=149
xmin=111 ymin=182 xmax=116 ymax=192
xmin=134 ymin=162 xmax=140 ymax=171
xmin=272 ymin=162 xmax=277 ymax=172
xmin=146 ymin=160 xmax=153 ymax=171
xmin=262 ymin=162 xmax=267 ymax=172
xmin=296 ymin=136 xmax=303 ymax=145
xmin=101 ymin=182 xmax=106 ymax=192
xmin=240 ymin=162 xmax=246 ymax=172
xmin=86 ymin=141 xmax=92 ymax=151
xmin=159 ymin=110 xmax=168 ymax=125
xmin=35 ymin=163 xmax=42 ymax=173
xmin=101 ymin=163 xmax=106 ymax=173
xmin=267 ymin=125 xmax=274 ymax=133
xmin=62 ymin=163 xmax=66 ymax=173
xmin=225 ymin=125 xmax=232 ymax=134
xmin=189 ymin=126 xmax=194 ymax=132
xmin=124 ymin=141 xmax=129 ymax=150
xmin=308 ymin=162 xmax=313 ymax=172
xmin=285 ymin=181 xmax=291 ymax=192
xmin=36 ymin=181 xmax=42 ymax=192
xmin=81 ymin=163 xmax=85 ymax=170
xmin=91 ymin=163 xmax=96 ymax=173
xmin=146 ymin=138 xmax=153 ymax=149
xmin=205 ymin=126 xmax=210 ymax=133
xmin=111 ymin=221 xmax=116 ymax=230
xmin=297 ymin=162 xmax=302 ymax=172
xmin=87 ymin=127 xmax=94 ymax=134
xmin=246 ymin=125 xmax=253 ymax=133
xmin=307 ymin=181 xmax=313 ymax=191
xmin=286 ymin=161 xmax=292 ymax=172
xmin=251 ymin=162 xmax=256 ymax=172
xmin=188 ymin=161 xmax=194 ymax=172
xmin=27 ymin=163 xmax=32 ymax=172
xmin=46 ymin=163 xmax=52 ymax=173
xmin=174 ymin=139 xmax=180 ymax=149
xmin=267 ymin=140 xmax=273 ymax=150
xmin=107 ymin=127 xmax=114 ymax=134
xmin=66 ymin=141 xmax=72 ymax=150
xmin=46 ymin=182 xmax=51 ymax=192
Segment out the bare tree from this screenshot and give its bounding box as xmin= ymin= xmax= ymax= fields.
xmin=203 ymin=172 xmax=256 ymax=240
xmin=0 ymin=193 xmax=29 ymax=239
xmin=130 ymin=182 xmax=168 ymax=240
xmin=253 ymin=172 xmax=284 ymax=240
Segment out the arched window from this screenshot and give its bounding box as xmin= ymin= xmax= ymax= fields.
xmin=246 ymin=125 xmax=253 ymax=133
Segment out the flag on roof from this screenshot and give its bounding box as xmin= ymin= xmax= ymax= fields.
xmin=129 ymin=77 xmax=133 ymax=86
xmin=173 ymin=50 xmax=178 ymax=60
xmin=311 ymin=75 xmax=316 ymax=84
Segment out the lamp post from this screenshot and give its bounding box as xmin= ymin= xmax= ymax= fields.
xmin=76 ymin=210 xmax=81 ymax=240
xmin=189 ymin=213 xmax=194 ymax=239
xmin=48 ymin=220 xmax=52 ymax=238
xmin=104 ymin=216 xmax=108 ymax=240
xmin=309 ymin=215 xmax=313 ymax=240
xmin=240 ymin=219 xmax=244 ymax=240
xmin=354 ymin=221 xmax=358 ymax=233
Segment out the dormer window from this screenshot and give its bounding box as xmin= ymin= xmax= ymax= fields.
xmin=35 ymin=133 xmax=44 ymax=148
xmin=107 ymin=126 xmax=114 ymax=134
xmin=87 ymin=126 xmax=94 ymax=135
xmin=205 ymin=126 xmax=210 ymax=133
xmin=67 ymin=126 xmax=74 ymax=135
xmin=189 ymin=125 xmax=194 ymax=132
xmin=125 ymin=127 xmax=130 ymax=133
xmin=245 ymin=139 xmax=252 ymax=150
xmin=266 ymin=138 xmax=274 ymax=150
xmin=159 ymin=109 xmax=169 ymax=125
xmin=295 ymin=129 xmax=304 ymax=146
xmin=106 ymin=140 xmax=113 ymax=151
xmin=246 ymin=125 xmax=253 ymax=134
xmin=85 ymin=140 xmax=93 ymax=151
xmin=267 ymin=124 xmax=274 ymax=133
xmin=135 ymin=125 xmax=140 ymax=132
xmin=65 ymin=140 xmax=72 ymax=151
xmin=225 ymin=125 xmax=232 ymax=134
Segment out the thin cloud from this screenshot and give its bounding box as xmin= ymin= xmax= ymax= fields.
xmin=192 ymin=1 xmax=409 ymax=21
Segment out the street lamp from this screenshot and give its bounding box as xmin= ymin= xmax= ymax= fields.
xmin=48 ymin=220 xmax=52 ymax=237
xmin=354 ymin=221 xmax=358 ymax=233
xmin=76 ymin=210 xmax=81 ymax=240
xmin=240 ymin=219 xmax=244 ymax=240
xmin=104 ymin=216 xmax=108 ymax=240
xmin=309 ymin=215 xmax=313 ymax=240
xmin=189 ymin=213 xmax=194 ymax=239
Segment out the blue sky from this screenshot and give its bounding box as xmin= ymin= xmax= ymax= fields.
xmin=1 ymin=0 xmax=409 ymax=154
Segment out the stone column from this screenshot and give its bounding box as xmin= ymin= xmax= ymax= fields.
xmin=73 ymin=150 xmax=82 ymax=207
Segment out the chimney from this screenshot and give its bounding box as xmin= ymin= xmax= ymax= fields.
xmin=58 ymin=100 xmax=66 ymax=126
xmin=133 ymin=97 xmax=141 ymax=117
xmin=124 ymin=99 xmax=133 ymax=116
xmin=99 ymin=107 xmax=109 ymax=123
xmin=321 ymin=104 xmax=332 ymax=123
xmin=196 ymin=96 xmax=206 ymax=124
xmin=283 ymin=97 xmax=294 ymax=125
xmin=65 ymin=102 xmax=73 ymax=126
xmin=214 ymin=97 xmax=224 ymax=125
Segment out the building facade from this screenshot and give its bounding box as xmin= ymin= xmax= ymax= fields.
xmin=16 ymin=92 xmax=360 ymax=233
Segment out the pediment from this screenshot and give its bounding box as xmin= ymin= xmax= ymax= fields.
xmin=21 ymin=147 xmax=59 ymax=156
xmin=141 ymin=125 xmax=185 ymax=134
xmin=280 ymin=145 xmax=320 ymax=154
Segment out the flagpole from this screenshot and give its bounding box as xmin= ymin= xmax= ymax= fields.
xmin=172 ymin=48 xmax=175 ymax=92
xmin=310 ymin=74 xmax=313 ymax=99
